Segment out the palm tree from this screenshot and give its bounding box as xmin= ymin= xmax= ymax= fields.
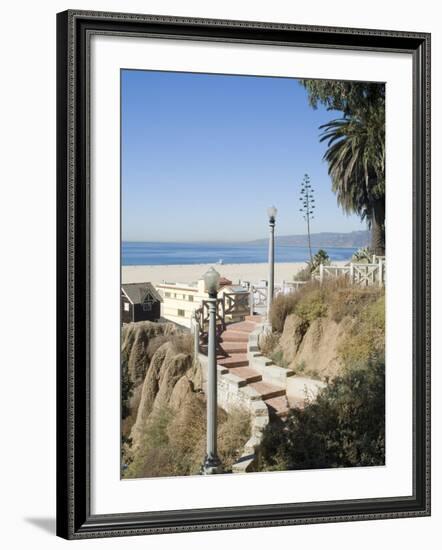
xmin=319 ymin=105 xmax=385 ymax=255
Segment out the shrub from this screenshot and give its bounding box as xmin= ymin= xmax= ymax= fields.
xmin=293 ymin=360 xmax=307 ymax=374
xmin=310 ymin=249 xmax=331 ymax=271
xmin=338 ymin=295 xmax=385 ymax=364
xmin=218 ymin=407 xmax=251 ymax=471
xmin=258 ymin=358 xmax=385 ymax=471
xmin=259 ymin=332 xmax=280 ymax=357
xmin=293 ymin=250 xmax=331 ymax=282
xmin=327 ymin=283 xmax=382 ymax=323
xmin=125 ymin=397 xmax=251 ymax=478
xmin=352 ymin=247 xmax=374 ymax=263
xmin=270 ymin=349 xmax=289 ymax=369
xmin=269 ymin=292 xmax=301 ymax=333
xmin=295 ymin=288 xmax=327 ymax=322
xmin=293 ymin=265 xmax=311 ymax=282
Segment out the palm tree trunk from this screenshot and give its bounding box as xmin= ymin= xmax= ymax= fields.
xmin=371 ymin=198 xmax=385 ymax=256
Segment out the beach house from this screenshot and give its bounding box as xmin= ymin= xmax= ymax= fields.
xmin=121 ymin=282 xmax=162 ymax=323
xmin=155 ymin=276 xmax=248 ymax=328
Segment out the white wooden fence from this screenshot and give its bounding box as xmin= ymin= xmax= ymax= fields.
xmin=312 ymin=256 xmax=385 ymax=287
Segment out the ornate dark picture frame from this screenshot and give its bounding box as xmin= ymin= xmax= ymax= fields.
xmin=56 ymin=10 xmax=431 ymax=540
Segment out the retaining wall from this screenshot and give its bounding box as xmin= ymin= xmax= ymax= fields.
xmin=198 ymin=353 xmax=269 ymax=473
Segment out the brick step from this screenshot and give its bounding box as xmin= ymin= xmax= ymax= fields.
xmin=248 ymin=381 xmax=286 ymax=400
xmin=218 ymin=341 xmax=248 ymax=354
xmin=220 ymin=331 xmax=250 ymax=342
xmin=225 ymin=366 xmax=262 ymax=384
xmin=244 ymin=315 xmax=264 ymax=323
xmin=218 ymin=354 xmax=249 ymax=368
xmin=224 ymin=321 xmax=257 ymax=333
xmin=265 ymin=396 xmax=290 ymax=418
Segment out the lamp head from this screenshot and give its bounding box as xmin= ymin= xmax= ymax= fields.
xmin=203 ymin=267 xmax=221 ymax=297
xmin=267 ymin=205 xmax=277 ymax=223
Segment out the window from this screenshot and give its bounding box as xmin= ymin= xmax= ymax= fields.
xmin=143 ymin=292 xmax=154 ymax=312
xmin=177 ymin=309 xmax=185 ymax=317
xmin=124 ymin=302 xmax=129 ymax=312
xmin=165 ymin=292 xmax=171 ymax=298
xmin=188 ymin=295 xmax=194 ymax=302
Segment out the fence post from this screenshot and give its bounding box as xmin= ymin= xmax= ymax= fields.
xmin=319 ymin=263 xmax=324 ymax=284
xmin=350 ymin=262 xmax=354 ymax=285
xmin=378 ymin=258 xmax=383 ymax=287
xmin=249 ymin=287 xmax=254 ymax=316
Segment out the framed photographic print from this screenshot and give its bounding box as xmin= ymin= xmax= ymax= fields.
xmin=56 ymin=10 xmax=431 ymax=539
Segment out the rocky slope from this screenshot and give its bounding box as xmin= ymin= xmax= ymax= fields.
xmin=122 ymin=320 xmax=177 ymax=386
xmin=121 ymin=321 xmax=250 ymax=477
xmin=269 ymin=284 xmax=384 ymax=381
xmin=278 ymin=313 xmax=353 ymax=380
xmin=129 ymin=341 xmax=198 ymax=452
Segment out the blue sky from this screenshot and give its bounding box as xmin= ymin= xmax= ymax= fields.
xmin=121 ymin=70 xmax=366 ymax=242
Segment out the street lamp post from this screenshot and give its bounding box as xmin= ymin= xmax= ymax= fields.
xmin=201 ymin=267 xmax=223 ymax=474
xmin=266 ymin=206 xmax=277 ymax=320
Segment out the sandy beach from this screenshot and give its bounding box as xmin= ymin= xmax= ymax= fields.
xmin=122 ymin=261 xmax=348 ymax=285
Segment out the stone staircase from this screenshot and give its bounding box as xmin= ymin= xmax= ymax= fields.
xmin=217 ymin=316 xmax=290 ymax=418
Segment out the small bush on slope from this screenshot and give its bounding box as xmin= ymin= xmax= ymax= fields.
xmin=258 ymin=357 xmax=385 ymax=471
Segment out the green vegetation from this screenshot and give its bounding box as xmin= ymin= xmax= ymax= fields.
xmin=300 ymin=80 xmax=385 ymax=255
xmin=124 ymin=400 xmax=251 ymax=478
xmin=269 ymin=279 xmax=384 ymax=336
xmin=339 ymin=294 xmax=385 ymax=364
xmin=268 ymin=292 xmax=301 ymax=333
xmin=352 ymin=246 xmax=374 ymax=263
xmin=257 ymin=276 xmax=385 ymax=471
xmin=294 ymin=248 xmax=330 ymax=282
xmin=259 ymin=331 xmax=280 ymax=357
xmin=268 ymin=281 xmax=328 ymax=334
xmin=258 ymin=357 xmax=385 ymax=470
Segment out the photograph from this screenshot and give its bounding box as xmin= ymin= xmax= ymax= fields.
xmin=120 ymin=70 xmax=386 ymax=479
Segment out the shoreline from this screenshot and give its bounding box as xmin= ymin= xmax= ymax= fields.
xmin=122 ymin=260 xmax=349 ymax=285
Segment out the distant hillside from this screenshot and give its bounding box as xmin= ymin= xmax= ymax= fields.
xmin=250 ymin=230 xmax=369 ymax=249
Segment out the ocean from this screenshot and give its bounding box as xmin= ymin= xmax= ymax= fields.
xmin=122 ymin=241 xmax=356 ymax=266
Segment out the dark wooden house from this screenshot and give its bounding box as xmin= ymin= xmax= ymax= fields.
xmin=121 ymin=283 xmax=162 ymax=323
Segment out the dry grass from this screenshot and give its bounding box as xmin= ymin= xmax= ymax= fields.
xmin=269 ymin=292 xmax=302 ymax=333
xmin=146 ymin=334 xmax=170 ymax=361
xmin=338 ymin=294 xmax=385 ymax=365
xmin=170 ymin=332 xmax=194 ymax=356
xmin=146 ymin=332 xmax=194 ymax=362
xmin=271 ymin=278 xmax=383 ymax=331
xmin=267 ymin=278 xmax=385 ymax=377
xmin=124 ymin=396 xmax=251 ymax=478
xmin=324 ymin=277 xmax=384 ymax=323
xmin=218 ymin=407 xmax=251 ymax=471
xmin=269 ymin=280 xmax=326 ymax=333
xmin=259 ymin=332 xmax=280 ymax=357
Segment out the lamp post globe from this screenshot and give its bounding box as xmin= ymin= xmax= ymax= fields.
xmin=203 ymin=267 xmax=221 ymax=298
xmin=267 ymin=205 xmax=278 ymax=223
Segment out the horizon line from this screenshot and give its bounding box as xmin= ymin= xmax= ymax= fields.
xmin=122 ymin=229 xmax=369 ymax=244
